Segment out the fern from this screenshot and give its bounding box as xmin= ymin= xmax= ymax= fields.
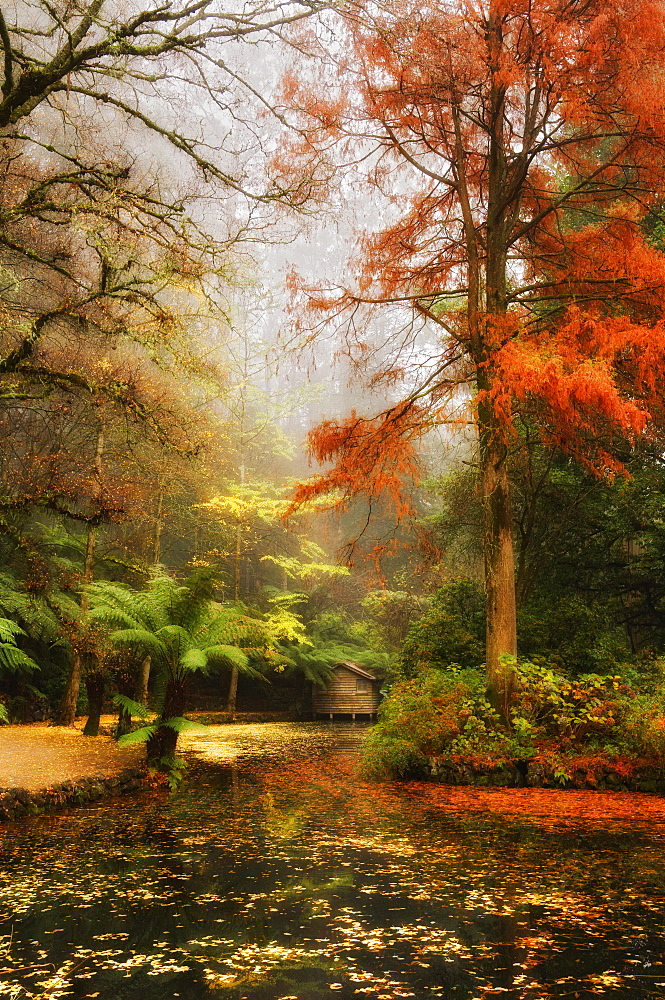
xmin=117 ymin=725 xmax=158 ymax=747
xmin=180 ymin=648 xmax=208 ymax=671
xmin=0 ymin=618 xmax=24 ymax=643
xmin=90 ymin=572 xmax=310 ymax=761
xmin=0 ymin=616 xmax=39 ymax=675
xmin=112 ymin=694 xmax=151 ymax=721
xmin=0 ymin=644 xmax=39 ymax=674
xmin=116 ymin=716 xmax=206 ymax=746
xmin=204 ymin=644 xmax=251 ymax=671
xmin=0 ymin=573 xmax=76 ymax=644
xmin=161 ymin=717 xmax=208 ymax=734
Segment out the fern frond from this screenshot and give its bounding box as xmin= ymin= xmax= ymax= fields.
xmin=112 ymin=694 xmax=151 ymax=720
xmin=0 ymin=574 xmax=70 ymax=641
xmin=156 ymin=625 xmax=191 ymax=647
xmin=204 ymin=644 xmax=250 ymax=672
xmin=162 ymin=717 xmax=208 ymax=734
xmin=110 ymin=629 xmax=166 ymax=659
xmin=117 ymin=725 xmax=158 ymax=746
xmin=180 ymin=648 xmax=208 ymax=672
xmin=0 ymin=618 xmax=25 ymax=642
xmin=0 ymin=644 xmax=39 ymax=674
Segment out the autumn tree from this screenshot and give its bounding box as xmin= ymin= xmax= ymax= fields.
xmin=283 ymin=0 xmax=665 ymax=714
xmin=0 ymin=0 xmax=335 ymax=527
xmin=0 ymin=0 xmax=333 ymax=722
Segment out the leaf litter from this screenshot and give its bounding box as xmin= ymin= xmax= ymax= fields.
xmin=0 ymin=720 xmax=142 ymax=791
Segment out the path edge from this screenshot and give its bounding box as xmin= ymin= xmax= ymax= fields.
xmin=0 ymin=767 xmax=150 ymax=822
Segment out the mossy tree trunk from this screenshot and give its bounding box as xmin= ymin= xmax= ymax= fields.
xmin=146 ymin=673 xmax=187 ymax=765
xmin=82 ymin=667 xmax=105 ymax=736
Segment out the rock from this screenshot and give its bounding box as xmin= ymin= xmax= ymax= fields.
xmin=8 ymin=787 xmax=30 ymax=805
xmin=526 ymin=762 xmax=545 ymax=787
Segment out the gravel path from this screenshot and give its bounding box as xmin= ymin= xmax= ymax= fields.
xmin=0 ymin=720 xmax=143 ymax=791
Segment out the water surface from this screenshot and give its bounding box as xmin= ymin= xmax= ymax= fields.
xmin=1 ymin=722 xmax=665 ymax=999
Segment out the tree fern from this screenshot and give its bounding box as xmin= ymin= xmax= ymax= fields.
xmin=0 ymin=616 xmax=39 ymax=673
xmin=112 ymin=693 xmax=150 ymax=721
xmin=88 ymin=573 xmax=287 ymax=763
xmin=0 ymin=573 xmax=77 ymax=645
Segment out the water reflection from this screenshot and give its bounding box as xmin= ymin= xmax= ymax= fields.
xmin=1 ymin=723 xmax=665 ymax=999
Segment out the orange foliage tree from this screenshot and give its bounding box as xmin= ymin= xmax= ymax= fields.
xmin=283 ymin=0 xmax=665 ymax=714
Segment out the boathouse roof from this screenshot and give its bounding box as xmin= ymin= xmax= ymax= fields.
xmin=335 ymin=661 xmax=378 ymax=681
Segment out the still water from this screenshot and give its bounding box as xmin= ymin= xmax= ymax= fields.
xmin=2 ymin=723 xmax=665 ymax=1000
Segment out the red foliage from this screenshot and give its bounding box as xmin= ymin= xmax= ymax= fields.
xmin=291 ymin=405 xmax=423 ymax=517
xmin=282 ymin=0 xmax=665 ymax=506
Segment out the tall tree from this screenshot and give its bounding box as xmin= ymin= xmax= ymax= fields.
xmin=56 ymin=420 xmax=106 ymax=726
xmin=284 ymin=0 xmax=665 ymax=713
xmin=0 ymin=0 xmax=329 ymax=524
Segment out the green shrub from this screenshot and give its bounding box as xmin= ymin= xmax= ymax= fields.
xmin=447 ymin=700 xmax=530 ymax=762
xmin=398 ymin=579 xmax=485 ymax=678
xmin=510 ymin=660 xmax=633 ymax=744
xmin=619 ymin=691 xmax=665 ymax=756
xmin=361 ymin=667 xmax=482 ymax=777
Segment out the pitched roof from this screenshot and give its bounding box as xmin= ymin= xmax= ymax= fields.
xmin=334 ymin=661 xmax=377 ymax=681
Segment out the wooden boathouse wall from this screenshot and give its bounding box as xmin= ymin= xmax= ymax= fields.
xmin=312 ymin=661 xmax=380 ymax=719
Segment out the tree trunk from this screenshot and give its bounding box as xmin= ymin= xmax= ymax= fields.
xmin=82 ymin=668 xmax=105 ymax=736
xmin=152 ymin=490 xmax=163 ymax=564
xmin=136 ymin=486 xmax=162 ymax=708
xmin=477 ymin=6 xmax=517 ymax=718
xmin=227 ymin=460 xmax=243 ymax=718
xmin=56 ymin=522 xmax=97 ymax=726
xmin=478 ymin=401 xmax=517 ymax=721
xmin=56 ymin=652 xmax=83 ymax=727
xmin=146 ymin=724 xmax=179 ymax=764
xmin=135 ymin=655 xmax=151 ymax=706
xmin=55 ymin=423 xmax=104 ymax=726
xmin=226 ymin=666 xmax=238 ymax=717
xmin=146 ymin=674 xmax=187 ymax=765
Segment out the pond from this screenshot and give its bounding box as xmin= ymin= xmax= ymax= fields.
xmin=1 ymin=722 xmax=665 ymax=1000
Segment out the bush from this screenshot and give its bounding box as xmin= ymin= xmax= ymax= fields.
xmin=362 ymin=668 xmax=482 ymax=777
xmin=362 ymin=658 xmax=641 ymax=779
xmin=620 ymin=691 xmax=665 ymax=756
xmin=511 ymin=659 xmax=633 ymax=744
xmin=398 ymin=579 xmax=485 ymax=678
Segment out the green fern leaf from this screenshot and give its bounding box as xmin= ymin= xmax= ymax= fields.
xmin=117 ymin=725 xmax=158 ymax=746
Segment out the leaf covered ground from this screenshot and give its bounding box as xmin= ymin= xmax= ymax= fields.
xmin=0 ymin=720 xmax=142 ymax=791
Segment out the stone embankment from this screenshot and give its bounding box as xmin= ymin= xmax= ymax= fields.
xmin=427 ymin=757 xmax=665 ymax=792
xmin=0 ymin=768 xmax=148 ymax=822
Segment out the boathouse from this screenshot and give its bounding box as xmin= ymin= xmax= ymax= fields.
xmin=312 ymin=661 xmax=381 ymax=719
